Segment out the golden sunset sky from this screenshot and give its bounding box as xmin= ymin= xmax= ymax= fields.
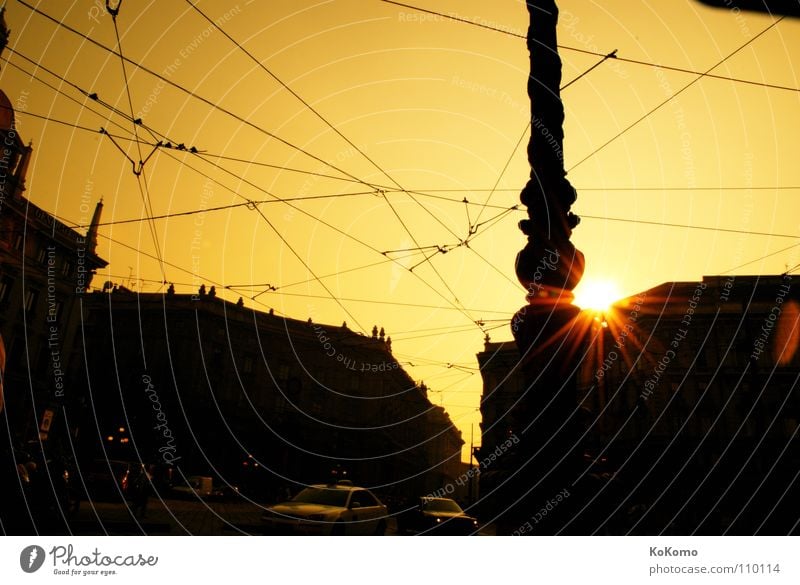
xmin=2 ymin=0 xmax=798 ymax=462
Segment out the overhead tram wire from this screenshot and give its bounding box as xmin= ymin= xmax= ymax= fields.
xmin=64 ymin=214 xmax=514 ymax=324
xmin=79 ymin=200 xmax=272 ymax=227
xmin=19 ymin=11 xmax=794 ymax=259
xmin=580 ymin=215 xmax=800 ymax=240
xmin=16 ymin=1 xmax=489 ymax=333
xmin=183 ymin=0 xmax=410 ymax=201
xmin=469 ymin=51 xmax=618 ymax=231
xmin=1 ymin=54 xmax=139 ymax=142
xmin=31 ymin=2 xmax=792 ymax=338
xmin=388 ymin=325 xmax=485 ymax=343
xmin=51 ymin=212 xmax=329 ymax=324
xmin=65 ymin=236 xmax=510 ymax=347
xmin=464 ymin=243 xmax=520 ymax=291
xmin=185 ymin=0 xmax=470 ymax=247
xmin=51 ymin=212 xmax=229 ymax=296
xmin=20 ymin=72 xmax=758 ymax=228
xmin=258 ymin=252 xmax=429 ymax=293
xmin=53 ymin=215 xmax=513 ymax=347
xmin=19 ymin=2 xmax=365 ymax=331
xmin=1 ymin=56 xmax=329 ymax=189
xmin=50 ymin=123 xmax=791 ymax=247
xmin=230 ymin=177 xmax=370 ymax=332
xmin=449 ymin=56 xmax=619 ymax=291
xmin=387 ymin=186 xmax=800 ymax=194
xmin=373 ymin=206 xmax=800 ymax=257
xmin=179 ymin=143 xmax=376 ymax=332
xmin=8 ymin=44 xmax=398 ymax=189
xmin=13 ymin=24 xmax=800 ymax=200
xmin=568 ymin=16 xmax=787 ymax=173
xmin=184 ymin=1 xmax=481 ymax=322
xmin=160 ymin=148 xmax=379 ymax=216
xmin=719 ymin=242 xmax=800 ymax=275
xmin=573 ymin=186 xmax=800 ymax=192
xmin=167 ymin=130 xmax=491 ymax=333
xmin=107 ymin=2 xmax=167 ymax=284
xmin=194 ymin=151 xmax=394 ymax=188
xmin=378 ymin=0 xmax=800 ymax=94
xmin=247 ymin=290 xmax=512 ymax=316
xmin=15 ymin=1 xmax=394 ymax=193
xmin=468 ymin=122 xmax=528 ymax=233
xmin=4 ymin=45 xmax=177 ymax=150
xmin=75 ymin=191 xmax=797 ymax=250
xmin=152 ymin=134 xmax=510 ymax=325
xmin=25 ymin=80 xmax=780 ymax=249
xmin=0 ymin=103 xmax=140 ymax=141
xmin=73 ymin=109 xmax=462 ymax=325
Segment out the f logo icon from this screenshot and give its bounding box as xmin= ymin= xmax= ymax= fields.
xmin=19 ymin=545 xmax=45 ymax=573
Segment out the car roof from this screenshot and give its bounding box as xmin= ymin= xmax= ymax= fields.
xmin=308 ymin=483 xmax=359 ymax=491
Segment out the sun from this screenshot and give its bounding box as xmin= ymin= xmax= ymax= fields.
xmin=572 ymin=279 xmax=622 ymax=313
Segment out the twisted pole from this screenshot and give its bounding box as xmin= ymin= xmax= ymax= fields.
xmin=513 ymin=0 xmax=584 ymax=356
xmin=497 ymin=0 xmax=585 ymax=534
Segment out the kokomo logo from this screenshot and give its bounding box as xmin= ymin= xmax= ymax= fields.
xmin=19 ymin=545 xmax=46 ymax=573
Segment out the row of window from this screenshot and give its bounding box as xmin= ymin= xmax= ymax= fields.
xmin=0 ymin=276 xmax=64 ymax=321
xmin=2 ymin=227 xmax=76 ymax=278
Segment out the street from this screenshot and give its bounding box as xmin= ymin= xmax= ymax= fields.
xmin=68 ymin=497 xmax=404 ymax=536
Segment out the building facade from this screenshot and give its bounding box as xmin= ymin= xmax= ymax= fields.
xmin=0 ymin=88 xmax=107 ymax=448
xmin=72 ymin=289 xmax=463 ymax=502
xmin=0 ymin=12 xmax=108 ymax=532
xmin=477 ymin=274 xmax=799 ymax=533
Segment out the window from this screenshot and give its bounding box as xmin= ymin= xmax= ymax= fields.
xmin=24 ymin=289 xmax=39 ymax=314
xmin=695 ymin=347 xmax=707 ymax=371
xmin=13 ymin=233 xmax=23 ymax=251
xmin=242 ymin=355 xmax=254 ymax=375
xmin=277 ymin=363 xmax=289 ymax=380
xmin=0 ymin=276 xmax=13 ymax=305
xmin=0 ymin=221 xmax=14 ymax=247
xmin=287 ymin=377 xmax=302 ymax=397
xmin=61 ymin=260 xmax=72 ymax=278
xmin=274 ymin=393 xmax=288 ymax=413
xmin=36 ymin=247 xmax=47 ymax=264
xmin=350 ymin=490 xmax=378 ymax=508
xmin=49 ymin=300 xmax=63 ymax=323
xmin=310 ymin=388 xmax=323 ymax=415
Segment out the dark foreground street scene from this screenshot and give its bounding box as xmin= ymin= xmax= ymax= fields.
xmin=1 ymin=1 xmax=798 ymax=540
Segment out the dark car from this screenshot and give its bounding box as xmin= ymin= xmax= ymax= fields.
xmin=78 ymin=459 xmax=136 ymax=502
xmin=403 ymin=497 xmax=479 ymax=535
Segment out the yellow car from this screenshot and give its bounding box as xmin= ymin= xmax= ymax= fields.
xmin=262 ymin=481 xmax=388 ymax=536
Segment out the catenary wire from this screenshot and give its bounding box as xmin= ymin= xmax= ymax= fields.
xmin=568 ymin=16 xmax=787 ymax=172
xmin=378 ymin=0 xmax=800 ymax=94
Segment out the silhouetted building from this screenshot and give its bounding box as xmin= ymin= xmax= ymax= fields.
xmin=0 ymin=87 xmax=107 ymax=448
xmin=73 ymin=291 xmax=463 ymax=501
xmin=0 ymin=15 xmax=108 ymax=533
xmin=478 ymin=274 xmax=800 ymax=534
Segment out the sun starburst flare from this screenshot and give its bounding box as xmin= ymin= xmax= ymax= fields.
xmin=572 ymin=279 xmax=623 ymax=313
